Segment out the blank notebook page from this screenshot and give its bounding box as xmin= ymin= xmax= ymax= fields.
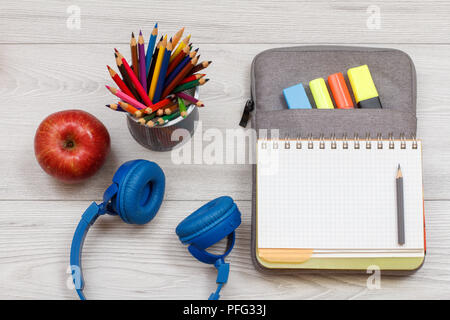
xmin=257 ymin=140 xmax=424 ymax=250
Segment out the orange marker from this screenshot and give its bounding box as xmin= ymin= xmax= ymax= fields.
xmin=328 ymin=72 xmax=354 ymax=109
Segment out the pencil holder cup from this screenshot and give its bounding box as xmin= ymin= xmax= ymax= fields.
xmin=126 ymin=87 xmax=199 ymax=151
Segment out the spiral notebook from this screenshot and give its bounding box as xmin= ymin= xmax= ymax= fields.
xmin=256 ymin=138 xmax=425 ymax=270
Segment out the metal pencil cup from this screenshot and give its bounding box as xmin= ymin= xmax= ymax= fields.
xmin=126 ymin=88 xmax=199 ymax=151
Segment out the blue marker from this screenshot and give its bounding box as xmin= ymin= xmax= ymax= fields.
xmin=283 ymin=83 xmax=312 ymax=109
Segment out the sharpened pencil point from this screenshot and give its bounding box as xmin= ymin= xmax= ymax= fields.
xmin=139 ymin=30 xmax=142 ymax=36
xmin=132 ymin=32 xmax=135 ymax=37
xmin=155 ymin=22 xmax=158 ymax=28
xmin=195 ymin=48 xmax=199 ymax=52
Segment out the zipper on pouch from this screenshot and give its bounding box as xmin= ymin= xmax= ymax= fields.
xmin=239 ymin=98 xmax=254 ymax=127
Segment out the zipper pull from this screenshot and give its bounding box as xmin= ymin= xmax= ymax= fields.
xmin=239 ymin=99 xmax=254 ymax=128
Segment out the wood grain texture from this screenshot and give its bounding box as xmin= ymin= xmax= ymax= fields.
xmin=0 ymin=0 xmax=449 ymax=300
xmin=1 ymin=1 xmax=450 ymax=44
xmin=0 ymin=44 xmax=450 ymax=200
xmin=0 ymin=200 xmax=448 ymax=300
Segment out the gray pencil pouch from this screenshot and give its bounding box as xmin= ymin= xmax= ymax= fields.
xmin=242 ymin=46 xmax=421 ymax=274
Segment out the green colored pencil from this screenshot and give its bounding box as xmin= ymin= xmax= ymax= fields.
xmin=178 ymin=97 xmax=187 ymax=118
xmin=172 ymin=78 xmax=209 ymax=94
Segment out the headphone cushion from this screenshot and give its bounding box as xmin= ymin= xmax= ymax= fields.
xmin=176 ymin=196 xmax=240 ymax=246
xmin=115 ymin=160 xmax=165 ymax=224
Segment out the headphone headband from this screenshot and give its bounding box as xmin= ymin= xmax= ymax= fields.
xmin=70 ymin=160 xmax=241 ymax=300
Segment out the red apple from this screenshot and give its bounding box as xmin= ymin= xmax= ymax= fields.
xmin=34 ymin=110 xmax=110 ymax=183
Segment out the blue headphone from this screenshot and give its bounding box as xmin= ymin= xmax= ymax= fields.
xmin=70 ymin=159 xmax=241 ymax=300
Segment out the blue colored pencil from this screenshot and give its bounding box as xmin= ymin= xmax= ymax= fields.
xmin=165 ymin=48 xmax=197 ymax=87
xmin=145 ymin=23 xmax=158 ymax=75
xmin=153 ymin=41 xmax=173 ymax=103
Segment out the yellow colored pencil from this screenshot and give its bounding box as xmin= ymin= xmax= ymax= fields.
xmin=170 ymin=34 xmax=191 ymax=63
xmin=148 ymin=35 xmax=167 ymax=101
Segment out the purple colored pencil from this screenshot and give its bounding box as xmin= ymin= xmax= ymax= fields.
xmin=176 ymin=92 xmax=204 ymax=107
xmin=138 ymin=31 xmax=147 ymax=91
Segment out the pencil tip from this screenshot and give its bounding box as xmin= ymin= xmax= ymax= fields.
xmin=155 ymin=22 xmax=158 ymax=28
xmin=106 ymin=65 xmax=110 ymax=69
xmin=132 ymin=32 xmax=135 ymax=37
xmin=398 ymin=164 xmax=401 ymax=170
xmin=208 ymin=61 xmax=212 ymax=64
xmin=114 ymin=48 xmax=118 ymax=52
xmin=195 ymin=48 xmax=199 ymax=52
xmin=139 ymin=30 xmax=142 ymax=36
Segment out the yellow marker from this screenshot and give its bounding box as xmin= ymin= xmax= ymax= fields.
xmin=347 ymin=64 xmax=382 ymax=108
xmin=149 ymin=35 xmax=167 ymax=101
xmin=309 ymin=78 xmax=334 ymax=109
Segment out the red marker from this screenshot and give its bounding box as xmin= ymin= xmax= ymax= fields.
xmin=328 ymin=72 xmax=354 ymax=109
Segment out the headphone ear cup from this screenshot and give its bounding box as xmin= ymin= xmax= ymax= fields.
xmin=111 ymin=160 xmax=165 ymax=225
xmin=176 ymin=196 xmax=241 ymax=250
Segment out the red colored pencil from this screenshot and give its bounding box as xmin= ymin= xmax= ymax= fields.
xmin=144 ymin=94 xmax=176 ymax=114
xmin=107 ymin=65 xmax=135 ymax=98
xmin=179 ymin=73 xmax=205 ymax=85
xmin=105 ymin=85 xmax=148 ymax=110
xmin=120 ymin=53 xmax=153 ymax=107
xmin=161 ymin=56 xmax=198 ymax=98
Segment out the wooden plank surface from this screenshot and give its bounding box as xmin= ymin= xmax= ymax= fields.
xmin=0 ymin=0 xmax=449 ymax=300
xmin=0 ymin=200 xmax=448 ymax=300
xmin=1 ymin=1 xmax=450 ymax=44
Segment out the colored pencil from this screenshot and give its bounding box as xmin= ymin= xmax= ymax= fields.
xmin=130 ymin=32 xmax=139 ymax=79
xmin=170 ymin=34 xmax=191 ymax=62
xmin=178 ymin=97 xmax=188 ymax=118
xmin=153 ymin=40 xmax=173 ymax=103
xmin=161 ymin=101 xmax=179 ymax=116
xmin=171 ymin=27 xmax=185 ymax=50
xmin=120 ymin=52 xmax=153 ymax=107
xmin=115 ymin=50 xmax=140 ymax=100
xmin=186 ymin=60 xmax=212 ymax=77
xmin=138 ymin=31 xmax=147 ymax=90
xmin=145 ymin=23 xmax=158 ymax=75
xmin=179 ymin=73 xmax=205 ymax=85
xmin=138 ymin=112 xmax=158 ymax=125
xmin=161 ymin=56 xmax=198 ymax=98
xmin=105 ymin=85 xmax=147 ymax=110
xmin=147 ymin=36 xmax=163 ymax=91
xmin=173 ymin=78 xmax=209 ymax=94
xmin=166 ymin=45 xmax=190 ymax=76
xmin=107 ymin=65 xmax=134 ymax=98
xmin=118 ymin=101 xmax=144 ymax=118
xmin=144 ymin=95 xmax=175 ymax=114
xmin=105 ymin=103 xmax=126 ymax=112
xmin=165 ymin=49 xmax=198 ymax=87
xmin=149 ymin=35 xmax=167 ymax=101
xmin=152 ymin=110 xmax=181 ymax=127
xmin=176 ymin=92 xmax=204 ymax=107
xmin=396 ymin=164 xmax=405 ymax=245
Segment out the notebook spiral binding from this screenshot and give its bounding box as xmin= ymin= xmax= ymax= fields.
xmin=260 ymin=133 xmax=418 ymax=150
